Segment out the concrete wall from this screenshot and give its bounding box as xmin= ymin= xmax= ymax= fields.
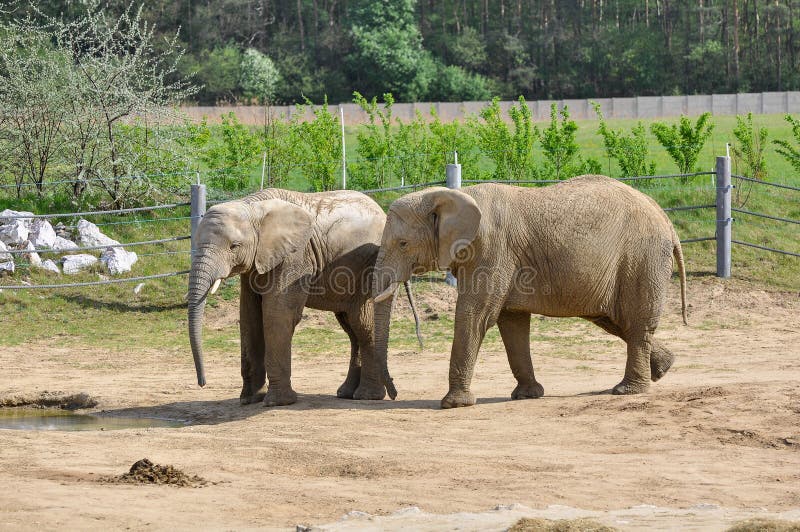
xmin=179 ymin=91 xmax=800 ymax=125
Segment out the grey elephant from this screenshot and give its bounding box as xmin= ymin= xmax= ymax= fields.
xmin=372 ymin=175 xmax=687 ymax=408
xmin=187 ymin=189 xmax=420 ymax=406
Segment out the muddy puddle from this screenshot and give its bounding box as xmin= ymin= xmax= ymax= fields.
xmin=0 ymin=408 xmax=186 ymax=431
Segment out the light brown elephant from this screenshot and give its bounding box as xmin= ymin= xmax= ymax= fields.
xmin=187 ymin=188 xmax=420 ymax=407
xmin=372 ymin=175 xmax=687 ymax=408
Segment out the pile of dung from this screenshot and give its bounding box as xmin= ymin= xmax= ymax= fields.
xmin=108 ymin=458 xmax=207 ymax=487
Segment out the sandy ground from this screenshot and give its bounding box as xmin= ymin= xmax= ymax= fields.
xmin=0 ymin=277 xmax=799 ymax=531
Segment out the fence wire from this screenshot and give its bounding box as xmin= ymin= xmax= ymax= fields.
xmin=0 ymin=270 xmax=190 ymax=290
xmin=732 ymin=175 xmax=800 ymax=192
xmin=2 ymin=235 xmax=190 ymax=255
xmin=1 ymin=202 xmax=191 ymax=220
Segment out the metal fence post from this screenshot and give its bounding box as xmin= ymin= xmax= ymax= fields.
xmin=190 ymin=183 xmax=206 ymax=262
xmin=444 ymin=153 xmax=461 ymax=287
xmin=715 ymin=156 xmax=732 ymax=278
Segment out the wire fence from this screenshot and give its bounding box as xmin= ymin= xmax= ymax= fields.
xmin=0 ymin=156 xmax=797 ymax=293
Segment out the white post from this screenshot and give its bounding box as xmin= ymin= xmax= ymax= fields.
xmin=190 ymin=183 xmax=206 ymax=262
xmin=260 ymin=151 xmax=267 ymax=190
xmin=716 ymin=155 xmax=732 ymax=278
xmin=444 ymin=152 xmax=461 ymax=287
xmin=340 ymin=106 xmax=347 ymax=189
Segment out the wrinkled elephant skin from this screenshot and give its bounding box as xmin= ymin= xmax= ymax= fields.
xmin=188 ymin=189 xmax=395 ymax=406
xmin=372 ymin=176 xmax=687 ymax=408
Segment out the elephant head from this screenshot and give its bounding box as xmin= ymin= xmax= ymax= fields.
xmin=372 ymin=187 xmax=481 ymax=398
xmin=188 ymin=198 xmax=313 ymax=386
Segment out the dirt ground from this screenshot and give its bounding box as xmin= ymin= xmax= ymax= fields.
xmin=1 ymin=277 xmax=799 ymax=531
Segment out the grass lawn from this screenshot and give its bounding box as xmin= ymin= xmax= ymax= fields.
xmin=0 ymin=111 xmax=797 ymax=355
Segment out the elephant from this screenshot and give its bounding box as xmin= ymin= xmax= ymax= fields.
xmin=371 ymin=175 xmax=687 ymax=408
xmin=187 ymin=188 xmax=421 ymax=407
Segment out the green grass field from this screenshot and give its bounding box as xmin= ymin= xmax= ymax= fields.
xmin=0 ymin=112 xmax=797 ymax=354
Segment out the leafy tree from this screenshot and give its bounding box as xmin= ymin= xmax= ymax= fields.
xmin=0 ymin=4 xmax=195 ymax=205
xmin=592 ymin=102 xmax=656 ymax=179
xmin=773 ymin=115 xmax=800 ymax=173
xmin=196 ymin=113 xmax=261 ymax=191
xmin=732 ymin=113 xmax=768 ymax=180
xmin=470 ymin=97 xmax=537 ymax=181
xmin=347 ymin=0 xmax=435 ymax=101
xmin=650 ymin=113 xmax=715 ymax=178
xmin=539 ymin=104 xmax=600 ymax=180
xmin=295 ymin=98 xmax=342 ymax=191
xmin=427 ymin=64 xmax=492 ymax=102
xmin=186 ymin=45 xmax=242 ymax=104
xmin=240 ymin=48 xmax=281 ymax=104
xmin=350 ymin=92 xmax=396 ymax=189
xmin=0 ymin=26 xmax=72 ymax=196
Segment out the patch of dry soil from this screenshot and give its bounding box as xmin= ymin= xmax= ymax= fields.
xmin=0 ymin=278 xmax=798 ymax=530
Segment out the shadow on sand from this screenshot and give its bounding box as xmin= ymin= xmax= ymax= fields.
xmin=100 ymin=393 xmax=522 ymax=426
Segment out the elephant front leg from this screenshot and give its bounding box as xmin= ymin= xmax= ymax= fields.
xmin=334 ymin=312 xmax=361 ymax=399
xmin=497 ymin=310 xmax=544 ymax=400
xmin=349 ymin=305 xmax=386 ymax=401
xmin=240 ymin=274 xmax=266 ymax=405
xmin=261 ymin=292 xmax=306 ymax=407
xmin=441 ymin=296 xmax=500 ymax=409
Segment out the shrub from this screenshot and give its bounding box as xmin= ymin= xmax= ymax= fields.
xmin=294 ymin=97 xmax=342 ymax=192
xmin=650 ymin=112 xmax=715 ymax=177
xmin=470 ymin=96 xmax=537 ymax=181
xmin=592 ymin=101 xmax=656 ymax=179
xmin=539 ymin=103 xmax=601 ymax=180
xmin=773 ymin=114 xmax=800 ymax=173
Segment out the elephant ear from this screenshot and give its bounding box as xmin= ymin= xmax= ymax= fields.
xmin=428 ymin=189 xmax=482 ymax=270
xmin=249 ymin=199 xmax=314 ymax=275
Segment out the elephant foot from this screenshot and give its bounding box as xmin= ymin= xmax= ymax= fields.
xmin=262 ymin=386 xmax=298 ymax=407
xmin=336 ymin=376 xmax=361 ymax=399
xmin=240 ymin=384 xmax=267 ymax=405
xmin=650 ymin=345 xmax=675 ymax=382
xmin=511 ymin=381 xmax=544 ymax=400
xmin=352 ymin=382 xmax=386 ymax=401
xmin=440 ymin=389 xmax=476 ymax=409
xmin=611 ymin=379 xmax=650 ymax=395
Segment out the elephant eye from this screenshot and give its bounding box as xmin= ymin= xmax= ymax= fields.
xmin=230 ymin=242 xmax=241 ymax=251
xmin=398 ymin=240 xmax=408 ymax=249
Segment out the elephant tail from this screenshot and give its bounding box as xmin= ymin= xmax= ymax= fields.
xmin=403 ymin=280 xmax=424 ymax=350
xmin=673 ymin=237 xmax=688 ymax=325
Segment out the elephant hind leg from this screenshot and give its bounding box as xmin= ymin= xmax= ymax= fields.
xmin=497 ymin=310 xmax=544 ymax=400
xmin=589 ymin=316 xmax=674 ymax=383
xmin=335 ymin=312 xmax=361 ymax=399
xmin=612 ymin=326 xmax=655 ymax=395
xmin=649 ymin=342 xmax=675 ymax=382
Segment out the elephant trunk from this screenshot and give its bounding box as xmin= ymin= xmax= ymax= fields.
xmin=187 ymin=253 xmax=223 ymax=387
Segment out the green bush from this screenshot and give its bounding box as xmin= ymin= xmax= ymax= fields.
xmin=470 ymin=96 xmax=536 ymax=180
xmin=650 ymin=112 xmax=715 ymax=177
xmin=295 ymin=98 xmax=342 ymax=191
xmin=773 ymin=114 xmax=800 ymax=174
xmin=592 ymin=101 xmax=656 ymax=179
xmin=539 ymin=103 xmax=601 ymax=180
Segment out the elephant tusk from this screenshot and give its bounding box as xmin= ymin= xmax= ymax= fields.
xmin=209 ymin=278 xmax=222 ymax=295
xmin=373 ymin=282 xmax=399 ymax=303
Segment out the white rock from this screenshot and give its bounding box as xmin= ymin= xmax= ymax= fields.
xmin=37 ymin=259 xmax=60 ymax=274
xmin=77 ymin=219 xmax=119 ymax=248
xmin=28 ymin=219 xmax=57 ymax=249
xmin=52 ymin=236 xmax=78 ymax=251
xmin=61 ymin=254 xmax=98 ymax=275
xmin=100 ymin=247 xmax=138 ymax=275
xmin=0 ymin=209 xmax=34 ymax=227
xmin=0 ymin=260 xmax=14 ymax=276
xmin=0 ymin=240 xmax=10 ymax=261
xmin=0 ymin=219 xmax=29 ymax=245
xmin=22 ymin=241 xmax=41 ymax=267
